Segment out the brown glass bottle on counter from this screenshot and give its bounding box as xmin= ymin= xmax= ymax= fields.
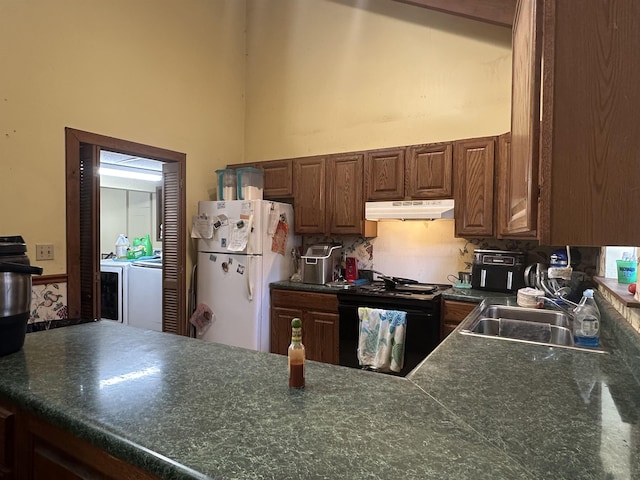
xmin=288 ymin=318 xmax=305 ymax=389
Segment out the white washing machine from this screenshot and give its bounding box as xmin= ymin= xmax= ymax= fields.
xmin=128 ymin=258 xmax=163 ymax=332
xmin=100 ymin=259 xmax=131 ymax=324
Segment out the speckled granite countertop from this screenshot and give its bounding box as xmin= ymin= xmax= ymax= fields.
xmin=1 ymin=293 xmax=639 ymax=479
xmin=440 ymin=287 xmax=513 ymax=303
xmin=270 ymin=279 xmax=346 ymax=293
xmin=270 ymin=280 xmax=514 ymax=303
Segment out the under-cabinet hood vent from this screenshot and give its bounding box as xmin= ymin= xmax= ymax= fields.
xmin=365 ymin=199 xmax=455 ymax=221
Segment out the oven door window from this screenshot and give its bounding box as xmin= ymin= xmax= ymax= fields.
xmin=100 ymin=271 xmax=122 ymax=322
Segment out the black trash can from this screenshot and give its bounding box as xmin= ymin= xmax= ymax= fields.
xmin=0 ymin=236 xmax=43 ymax=356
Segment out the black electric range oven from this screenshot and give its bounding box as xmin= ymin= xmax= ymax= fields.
xmin=336 ymin=280 xmax=450 ymax=377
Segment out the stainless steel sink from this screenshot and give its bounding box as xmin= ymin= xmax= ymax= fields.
xmin=480 ymin=305 xmax=571 ymax=327
xmin=459 ymin=303 xmax=606 ymax=353
xmin=469 ymin=318 xmax=574 ymax=346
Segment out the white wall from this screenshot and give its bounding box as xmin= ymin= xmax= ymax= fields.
xmin=100 ymin=187 xmax=162 ymax=255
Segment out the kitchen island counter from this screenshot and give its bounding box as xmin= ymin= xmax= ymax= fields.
xmin=1 ymin=302 xmax=639 ymax=479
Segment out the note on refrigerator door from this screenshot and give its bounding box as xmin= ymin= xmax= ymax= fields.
xmin=267 ymin=204 xmax=280 ymax=235
xmin=228 ymin=217 xmax=250 ymax=251
xmin=191 ymin=214 xmax=213 ymax=239
xmin=271 ymin=217 xmax=289 ymax=255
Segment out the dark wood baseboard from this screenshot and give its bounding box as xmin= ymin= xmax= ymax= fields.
xmin=33 ymin=274 xmax=67 ymax=286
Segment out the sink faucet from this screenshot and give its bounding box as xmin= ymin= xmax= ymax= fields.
xmin=539 ymin=295 xmax=578 ymax=317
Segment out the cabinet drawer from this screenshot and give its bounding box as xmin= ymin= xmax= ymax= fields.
xmin=442 ymin=299 xmax=477 ymax=323
xmin=271 ymin=289 xmax=339 ymax=312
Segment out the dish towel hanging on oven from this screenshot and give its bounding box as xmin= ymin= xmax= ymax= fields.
xmin=357 ymin=307 xmax=407 ymax=373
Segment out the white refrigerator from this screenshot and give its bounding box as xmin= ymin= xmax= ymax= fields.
xmin=196 ymin=200 xmax=298 ymax=351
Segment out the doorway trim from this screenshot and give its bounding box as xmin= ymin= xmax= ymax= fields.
xmin=65 ymin=128 xmax=188 ymax=335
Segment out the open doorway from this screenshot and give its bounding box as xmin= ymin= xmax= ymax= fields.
xmin=99 ymin=150 xmax=165 ymax=258
xmin=100 ymin=150 xmax=165 ymax=332
xmin=64 ymin=128 xmax=188 ymax=335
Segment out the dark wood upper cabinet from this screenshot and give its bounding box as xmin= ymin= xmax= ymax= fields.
xmin=327 ymin=153 xmax=366 ymax=234
xmin=227 ymin=161 xmax=293 ymax=199
xmin=293 ymin=156 xmax=327 ymax=234
xmin=259 ymin=159 xmax=293 ymax=199
xmin=509 ymin=0 xmax=640 ymax=246
xmin=406 ymin=142 xmax=453 ymax=199
xmin=293 ymin=154 xmax=375 ymax=236
xmin=453 ymin=136 xmax=496 ymax=237
xmin=364 ymin=147 xmax=405 ymax=201
xmin=499 ymin=0 xmax=541 ymax=239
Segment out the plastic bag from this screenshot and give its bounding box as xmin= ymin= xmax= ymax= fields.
xmin=128 ymin=234 xmax=153 ymax=258
xmin=189 ymin=303 xmax=214 ymax=336
xmin=126 ymin=245 xmax=145 ymax=259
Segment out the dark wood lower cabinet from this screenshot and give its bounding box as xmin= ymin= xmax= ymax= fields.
xmin=271 ymin=289 xmax=339 ymax=365
xmin=0 ymin=400 xmax=159 ymax=480
xmin=0 ymin=404 xmax=15 ymax=480
xmin=440 ymin=298 xmax=477 ymax=340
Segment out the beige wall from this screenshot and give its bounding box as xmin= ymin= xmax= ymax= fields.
xmin=1 ymin=0 xmax=513 ymax=286
xmin=0 ymin=0 xmax=246 ymax=275
xmin=244 ymin=0 xmax=512 ymax=282
xmin=244 ymin=0 xmax=512 ymax=161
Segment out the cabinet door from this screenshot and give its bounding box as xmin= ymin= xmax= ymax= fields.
xmin=364 ymin=148 xmax=405 ymax=200
xmin=293 ymin=157 xmax=327 ymax=234
xmin=0 ymin=404 xmax=14 ymax=480
xmin=539 ymin=0 xmax=640 ymax=245
xmin=21 ymin=410 xmax=159 ymax=480
xmin=453 ymin=137 xmax=496 ymax=237
xmin=441 ymin=299 xmax=476 ymax=340
xmin=271 ymin=306 xmax=303 ymax=356
xmin=304 ymin=311 xmax=339 ymax=365
xmin=327 ymin=153 xmax=365 ymax=234
xmin=496 ymin=132 xmax=538 ymax=239
xmin=406 ymin=142 xmax=453 ymax=199
xmin=505 ymin=0 xmax=542 ymax=238
xmin=260 ymin=160 xmax=293 ymax=199
xmin=270 ymin=289 xmax=339 ymax=365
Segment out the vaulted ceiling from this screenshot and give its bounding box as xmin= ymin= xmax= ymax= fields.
xmin=392 ymin=0 xmax=517 ymax=27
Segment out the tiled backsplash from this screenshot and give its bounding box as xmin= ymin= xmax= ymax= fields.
xmin=30 ymin=282 xmax=68 ymax=325
xmin=304 ymin=220 xmax=600 ymax=283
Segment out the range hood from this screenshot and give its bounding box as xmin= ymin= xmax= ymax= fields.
xmin=365 ymin=199 xmax=455 ymax=221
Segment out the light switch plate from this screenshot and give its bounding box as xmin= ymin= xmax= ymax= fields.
xmin=36 ymin=244 xmax=54 ymax=261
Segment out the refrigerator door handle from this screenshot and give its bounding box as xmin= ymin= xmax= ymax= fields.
xmin=247 ymin=213 xmax=254 ymax=254
xmin=246 ymin=255 xmax=254 ymax=301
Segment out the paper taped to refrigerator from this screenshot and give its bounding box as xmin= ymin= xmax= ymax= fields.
xmin=267 ymin=204 xmax=280 ymax=235
xmin=271 ymin=218 xmax=289 ymax=255
xmin=191 ymin=214 xmax=213 ymax=239
xmin=228 ymin=217 xmax=250 ymax=251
